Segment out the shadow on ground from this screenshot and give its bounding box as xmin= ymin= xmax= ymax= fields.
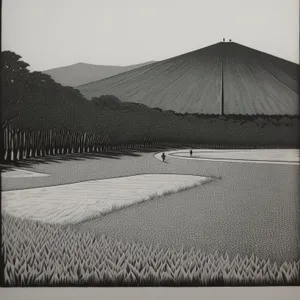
xmin=0 ymin=146 xmax=188 ymax=170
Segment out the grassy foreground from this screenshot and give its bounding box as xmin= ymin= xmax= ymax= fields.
xmin=2 ymin=214 xmax=299 ymax=286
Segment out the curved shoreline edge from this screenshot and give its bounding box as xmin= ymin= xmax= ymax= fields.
xmin=154 ymin=149 xmax=300 ymax=165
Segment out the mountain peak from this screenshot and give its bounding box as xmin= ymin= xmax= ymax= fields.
xmin=78 ymin=42 xmax=299 ymax=115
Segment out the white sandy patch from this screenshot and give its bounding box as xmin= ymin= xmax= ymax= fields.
xmin=155 ymin=149 xmax=300 ymax=165
xmin=2 ymin=174 xmax=210 ymax=225
xmin=1 ymin=169 xmax=50 ymax=178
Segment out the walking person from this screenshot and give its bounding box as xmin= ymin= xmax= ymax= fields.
xmin=161 ymin=152 xmax=166 ymax=162
xmin=190 ymin=149 xmax=193 ymax=157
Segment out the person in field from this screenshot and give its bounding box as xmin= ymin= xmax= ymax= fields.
xmin=161 ymin=152 xmax=166 ymax=162
xmin=190 ymin=149 xmax=193 ymax=157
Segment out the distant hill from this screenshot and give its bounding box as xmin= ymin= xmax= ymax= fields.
xmin=77 ymin=42 xmax=299 ymax=115
xmin=42 ymin=61 xmax=155 ymax=87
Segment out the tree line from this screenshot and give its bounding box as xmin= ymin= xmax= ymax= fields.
xmin=1 ymin=51 xmax=299 ymax=162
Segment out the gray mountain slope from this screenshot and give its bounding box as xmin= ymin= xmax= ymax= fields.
xmin=43 ymin=61 xmax=155 ymax=87
xmin=77 ymin=42 xmax=299 ymax=115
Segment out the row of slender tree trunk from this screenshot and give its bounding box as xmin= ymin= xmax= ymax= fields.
xmin=1 ymin=125 xmax=286 ymax=162
xmin=2 ymin=126 xmax=157 ymax=161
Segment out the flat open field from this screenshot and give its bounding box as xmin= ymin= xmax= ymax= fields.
xmin=2 ymin=174 xmax=210 ymax=224
xmin=2 ymin=149 xmax=299 ymax=264
xmin=166 ymin=149 xmax=300 ymax=164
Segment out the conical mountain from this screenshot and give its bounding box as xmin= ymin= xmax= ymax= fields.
xmin=77 ymin=42 xmax=299 ymax=115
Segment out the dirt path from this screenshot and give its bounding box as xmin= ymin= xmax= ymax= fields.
xmin=1 ymin=149 xmax=214 ymax=191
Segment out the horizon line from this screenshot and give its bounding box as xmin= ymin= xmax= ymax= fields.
xmin=3 ymin=39 xmax=298 ymax=72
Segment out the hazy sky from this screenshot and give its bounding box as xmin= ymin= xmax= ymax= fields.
xmin=2 ymin=0 xmax=299 ymax=71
